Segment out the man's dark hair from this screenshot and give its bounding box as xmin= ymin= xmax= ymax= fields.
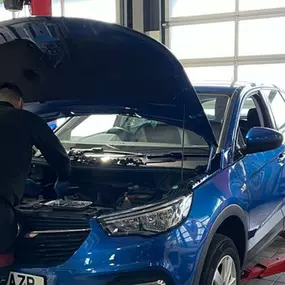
xmin=0 ymin=84 xmax=23 ymax=104
xmin=0 ymin=83 xmax=23 ymax=98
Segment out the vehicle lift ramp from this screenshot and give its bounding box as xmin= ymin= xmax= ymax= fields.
xmin=241 ymin=253 xmax=285 ymax=282
xmin=241 ymin=233 xmax=285 ymax=282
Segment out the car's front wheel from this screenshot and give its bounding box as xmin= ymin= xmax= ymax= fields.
xmin=199 ymin=234 xmax=240 ymax=285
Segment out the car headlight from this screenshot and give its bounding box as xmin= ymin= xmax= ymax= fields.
xmin=98 ymin=194 xmax=192 ymax=236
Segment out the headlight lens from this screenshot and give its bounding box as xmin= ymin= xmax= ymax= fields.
xmin=99 ymin=194 xmax=192 ymax=236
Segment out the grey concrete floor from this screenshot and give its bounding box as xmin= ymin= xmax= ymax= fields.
xmin=242 ymin=236 xmax=285 ymax=285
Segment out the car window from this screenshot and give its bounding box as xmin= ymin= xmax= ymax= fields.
xmin=71 ymin=115 xmax=117 ymax=139
xmin=58 ymin=114 xmax=202 ymax=148
xmin=264 ymin=90 xmax=285 ymax=133
xmin=237 ymin=94 xmax=268 ymax=150
xmin=199 ymin=94 xmax=229 ymax=122
xmin=56 ymin=93 xmax=230 ymax=151
xmin=240 ymin=97 xmax=255 ymax=118
xmin=201 ymin=99 xmax=215 ymax=118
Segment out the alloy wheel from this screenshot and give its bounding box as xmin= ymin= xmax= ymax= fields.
xmin=212 ymin=255 xmax=237 ymax=285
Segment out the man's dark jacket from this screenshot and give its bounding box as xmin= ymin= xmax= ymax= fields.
xmin=0 ymin=102 xmax=70 ymax=206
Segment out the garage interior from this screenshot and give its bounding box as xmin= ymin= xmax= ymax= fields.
xmin=1 ymin=1 xmax=285 ymax=285
xmin=1 ymin=0 xmax=284 ymax=87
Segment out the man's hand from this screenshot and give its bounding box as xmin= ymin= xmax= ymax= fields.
xmin=54 ymin=179 xmax=70 ymax=198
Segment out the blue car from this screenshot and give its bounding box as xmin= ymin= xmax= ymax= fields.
xmin=2 ymin=17 xmax=285 ymax=285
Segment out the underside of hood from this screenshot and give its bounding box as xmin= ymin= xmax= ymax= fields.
xmin=0 ymin=17 xmax=217 ymax=146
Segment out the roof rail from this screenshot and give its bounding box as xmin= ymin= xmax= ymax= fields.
xmin=272 ymin=84 xmax=280 ymax=89
xmin=192 ymin=80 xmax=256 ymax=87
xmin=192 ymin=80 xmax=282 ymax=89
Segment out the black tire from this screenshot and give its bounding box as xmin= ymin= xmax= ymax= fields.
xmin=199 ymin=234 xmax=241 ymax=285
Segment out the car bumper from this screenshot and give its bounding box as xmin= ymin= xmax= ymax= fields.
xmin=15 ymin=218 xmax=203 ymax=285
xmin=12 ymin=268 xmax=172 ymax=285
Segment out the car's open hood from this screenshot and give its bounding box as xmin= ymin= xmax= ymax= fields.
xmin=0 ymin=17 xmax=217 ymax=146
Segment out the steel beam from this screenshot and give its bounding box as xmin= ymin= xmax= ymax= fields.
xmin=180 ymin=54 xmax=285 ymax=68
xmin=167 ymin=7 xmax=285 ymax=26
xmin=60 ymin=0 xmax=64 ymax=16
xmin=233 ymin=0 xmax=239 ymax=82
xmin=132 ymin=0 xmax=144 ymax=32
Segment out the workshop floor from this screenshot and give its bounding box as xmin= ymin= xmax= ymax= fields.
xmin=242 ymin=237 xmax=285 ymax=285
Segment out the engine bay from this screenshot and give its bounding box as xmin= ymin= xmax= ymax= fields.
xmin=23 ymin=154 xmax=207 ymax=214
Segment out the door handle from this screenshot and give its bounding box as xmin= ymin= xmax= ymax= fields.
xmin=278 ymin=153 xmax=285 ymax=165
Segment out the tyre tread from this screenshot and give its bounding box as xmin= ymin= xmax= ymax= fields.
xmin=199 ymin=233 xmax=240 ymax=285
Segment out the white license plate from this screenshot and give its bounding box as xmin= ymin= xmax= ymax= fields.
xmin=6 ymin=272 xmax=45 ymax=285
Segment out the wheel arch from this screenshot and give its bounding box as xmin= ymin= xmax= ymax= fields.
xmin=192 ymin=204 xmax=248 ymax=285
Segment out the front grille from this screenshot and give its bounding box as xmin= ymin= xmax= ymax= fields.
xmin=18 ymin=213 xmax=90 ymax=231
xmin=15 ymin=213 xmax=91 ymax=267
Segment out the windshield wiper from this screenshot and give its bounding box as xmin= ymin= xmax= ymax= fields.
xmin=146 ymin=151 xmax=208 ymax=160
xmin=33 ymin=146 xmax=143 ymax=159
xmin=34 ymin=146 xmax=208 ymax=163
xmin=67 ymin=147 xmax=146 ymax=167
xmin=68 ymin=147 xmax=143 ymax=157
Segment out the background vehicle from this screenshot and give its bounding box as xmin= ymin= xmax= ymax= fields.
xmin=1 ymin=17 xmax=285 ymax=285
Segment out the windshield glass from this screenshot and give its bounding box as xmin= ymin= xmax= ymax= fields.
xmin=56 ymin=93 xmax=229 ymax=152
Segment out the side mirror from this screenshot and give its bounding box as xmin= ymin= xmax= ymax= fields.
xmin=244 ymin=127 xmax=283 ymax=155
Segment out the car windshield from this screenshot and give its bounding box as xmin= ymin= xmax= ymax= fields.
xmin=56 ymin=93 xmax=229 ymax=153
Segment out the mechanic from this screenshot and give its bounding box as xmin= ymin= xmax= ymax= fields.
xmin=0 ymin=85 xmax=71 ymax=283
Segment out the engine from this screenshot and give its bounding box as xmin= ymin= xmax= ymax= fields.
xmin=27 ymin=155 xmax=188 ymax=210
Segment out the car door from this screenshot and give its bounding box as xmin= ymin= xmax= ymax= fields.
xmin=233 ymin=91 xmax=285 ymax=259
xmin=262 ymin=89 xmax=285 ymax=217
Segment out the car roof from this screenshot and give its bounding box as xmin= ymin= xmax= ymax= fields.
xmin=194 ymin=81 xmax=282 ymax=96
xmin=194 ymin=86 xmax=237 ymax=96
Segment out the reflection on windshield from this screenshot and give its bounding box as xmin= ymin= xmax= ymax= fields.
xmin=57 ymin=114 xmax=203 ymax=147
xmin=55 ymin=93 xmax=229 ymax=151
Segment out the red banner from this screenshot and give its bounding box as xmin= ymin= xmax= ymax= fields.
xmin=31 ymin=0 xmax=52 ymax=16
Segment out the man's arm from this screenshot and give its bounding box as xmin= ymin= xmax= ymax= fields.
xmin=28 ymin=112 xmax=71 ymax=181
